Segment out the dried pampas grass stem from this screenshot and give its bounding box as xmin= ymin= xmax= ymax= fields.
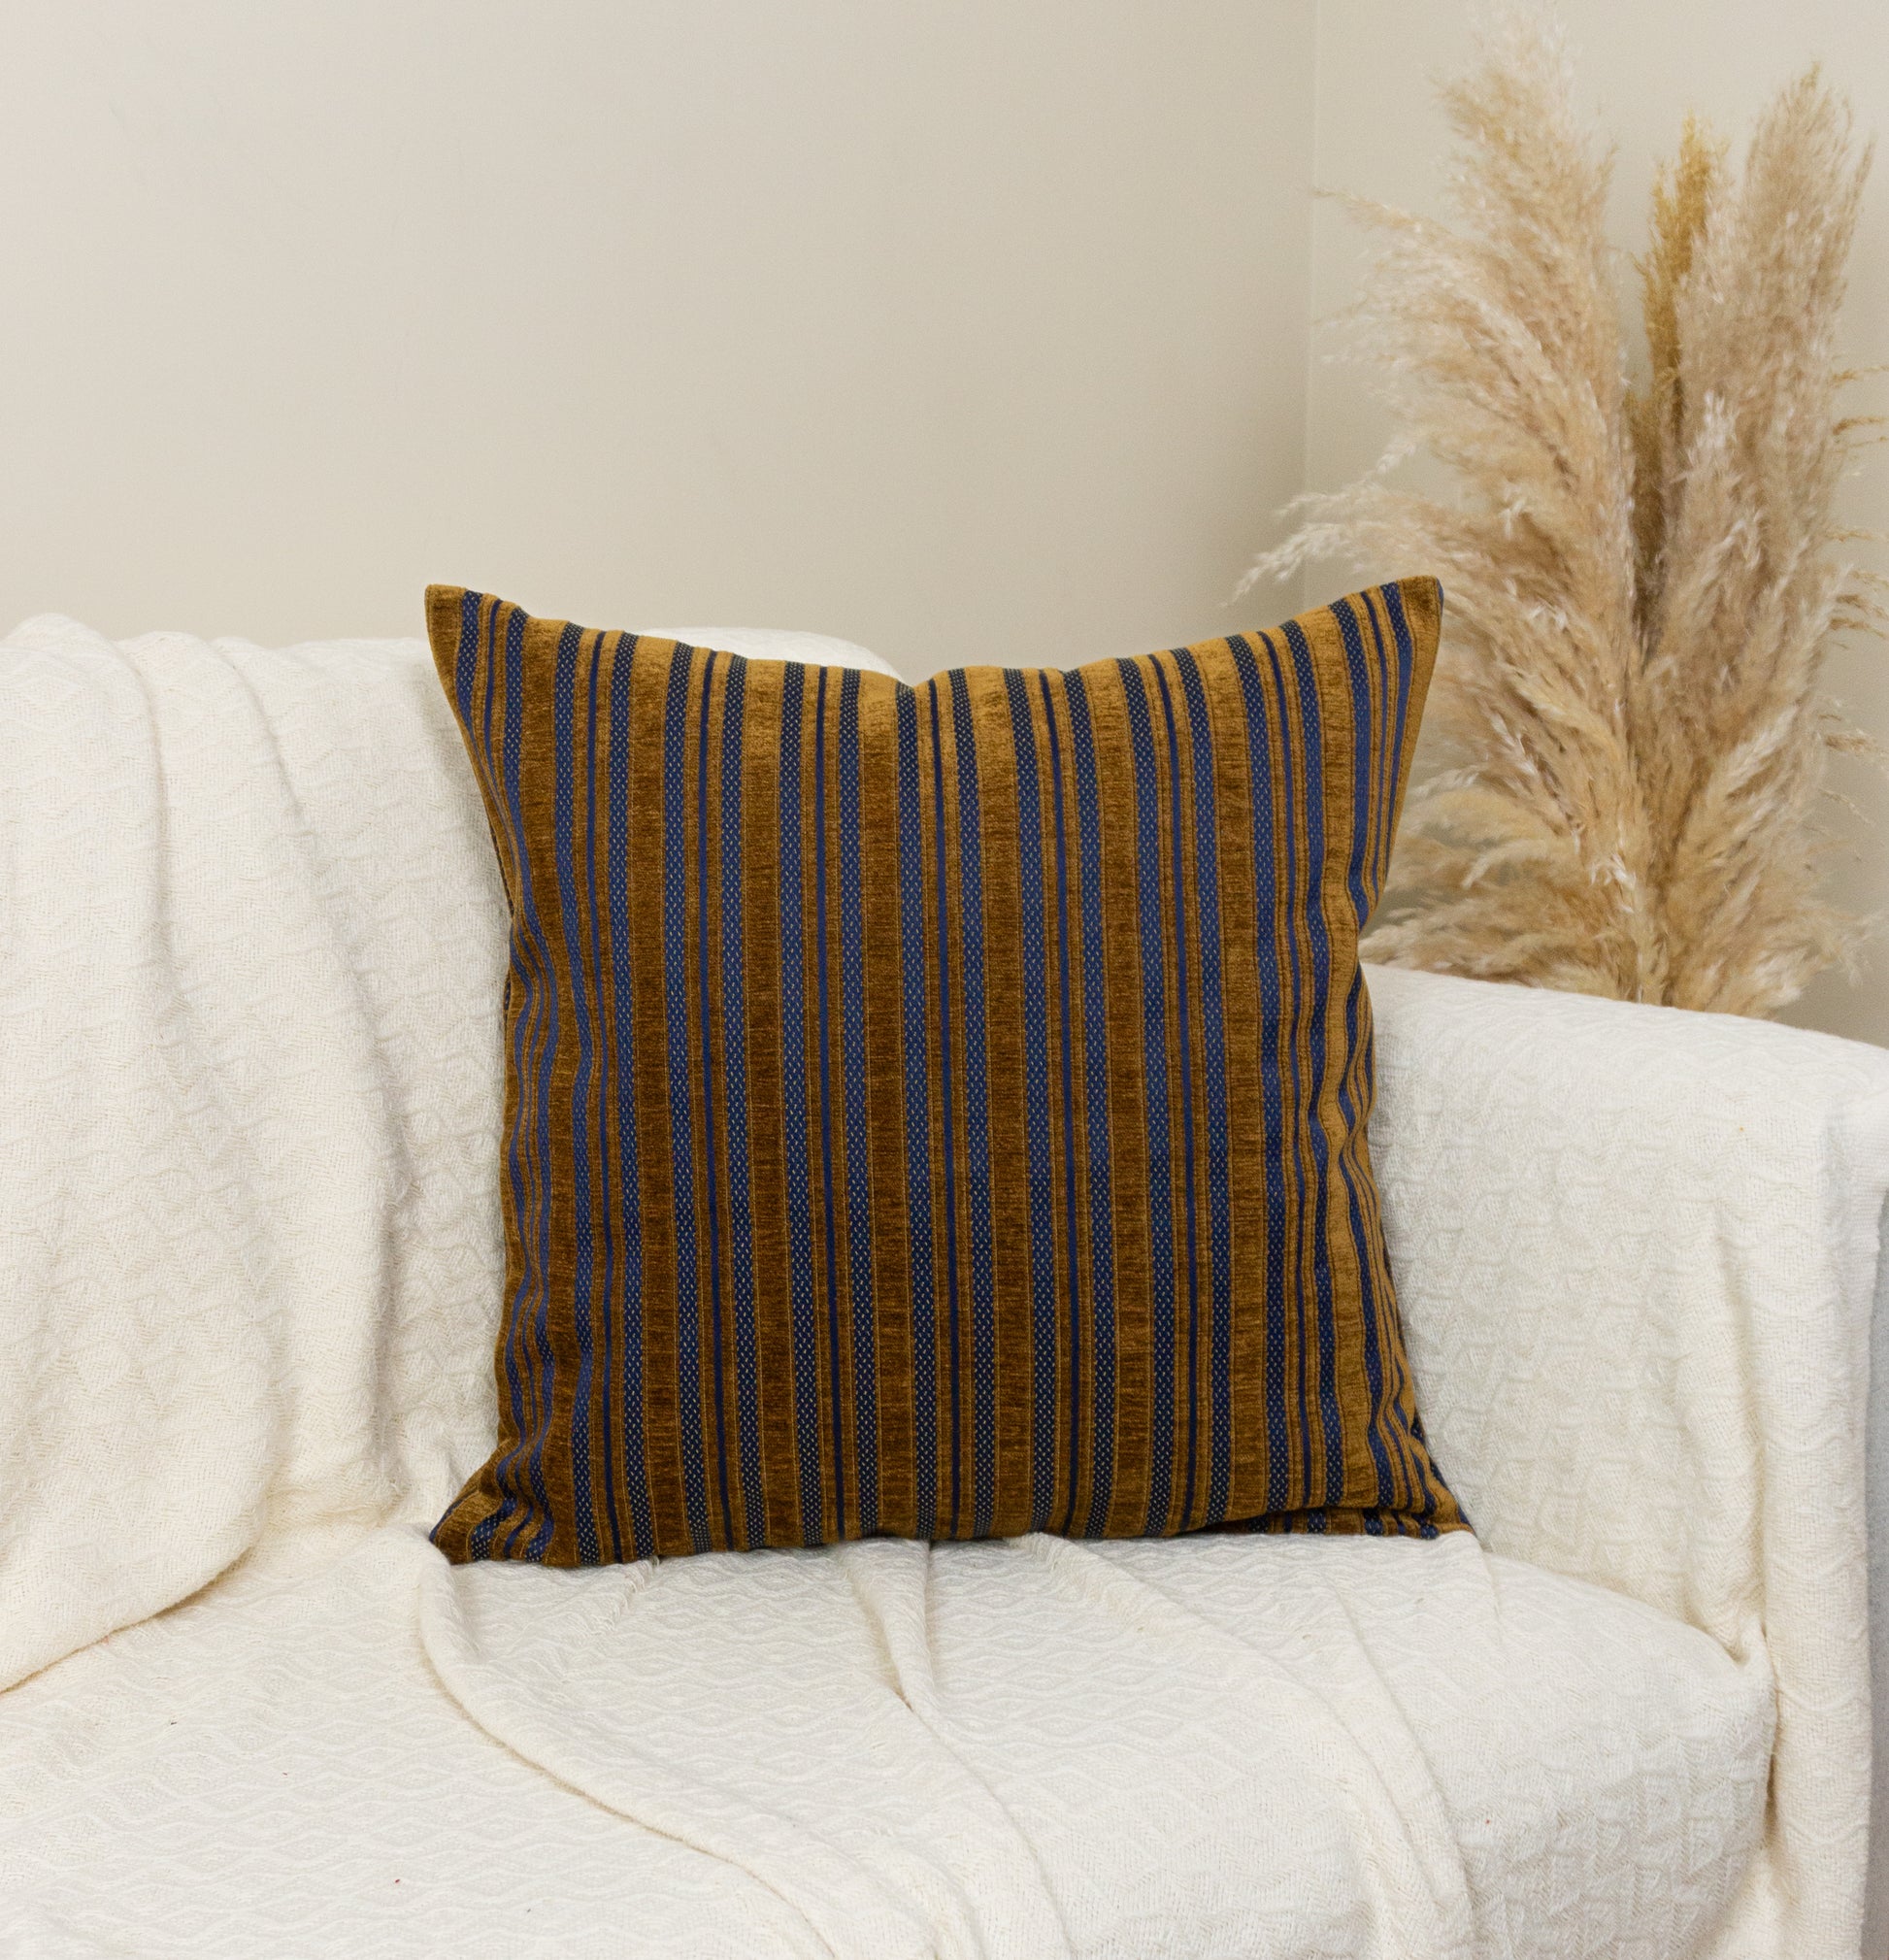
xmin=1252 ymin=7 xmax=1880 ymax=1013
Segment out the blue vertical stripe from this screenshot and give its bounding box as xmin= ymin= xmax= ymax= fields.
xmin=474 ymin=596 xmax=501 ymax=795
xmin=1360 ymin=593 xmax=1398 ymax=884
xmin=1279 ymin=618 xmax=1343 ymax=1504
xmin=581 ymin=633 xmax=625 ymax=1564
xmin=454 ymin=588 xmax=480 ymax=723
xmin=474 ymin=600 xmax=514 ymax=1570
xmin=929 ymin=681 xmax=965 ymax=1534
xmin=1175 ymin=649 xmax=1234 ymax=1524
xmin=552 ymin=624 xmax=602 ymax=1562
xmin=603 ymin=634 xmax=653 ymax=1559
xmin=1151 ymin=662 xmax=1203 ymax=1531
xmin=457 ymin=598 xmax=520 ymax=1561
xmin=1065 ymin=672 xmax=1117 ymax=1539
xmin=1039 ymin=673 xmax=1085 ymax=1537
xmin=947 ymin=670 xmax=997 ymax=1537
xmin=1346 ymin=593 xmax=1397 ymax=904
xmin=498 ymin=602 xmax=559 ymax=1560
xmin=715 ymin=656 xmax=766 ymax=1548
xmin=1228 ymin=635 xmax=1295 ymax=1512
xmin=1117 ymin=658 xmax=1177 ymax=1535
xmin=483 ymin=856 xmax=541 ymax=1546
xmin=718 ymin=657 xmax=765 ymax=1548
xmin=694 ymin=653 xmax=738 ymax=1550
xmin=812 ymin=669 xmax=848 ymax=1535
xmin=1378 ymin=583 xmax=1420 ymax=888
xmin=898 ymin=686 xmax=940 ymax=1537
xmin=837 ymin=670 xmax=878 ymax=1534
xmin=777 ymin=668 xmax=825 ymax=1545
xmin=1005 ymin=669 xmax=1059 ymax=1532
xmin=662 ymin=645 xmax=713 ymax=1553
xmin=1256 ymin=629 xmax=1320 ymax=1505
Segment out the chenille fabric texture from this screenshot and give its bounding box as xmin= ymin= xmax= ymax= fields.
xmin=427 ymin=580 xmax=1463 ymax=1564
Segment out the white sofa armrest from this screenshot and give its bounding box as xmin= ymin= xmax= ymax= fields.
xmin=1367 ymin=964 xmax=1889 ymax=1960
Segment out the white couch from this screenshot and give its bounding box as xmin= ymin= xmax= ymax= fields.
xmin=1 ymin=615 xmax=1884 ymax=1960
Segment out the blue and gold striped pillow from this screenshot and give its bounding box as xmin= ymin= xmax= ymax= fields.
xmin=429 ymin=579 xmax=1462 ymax=1562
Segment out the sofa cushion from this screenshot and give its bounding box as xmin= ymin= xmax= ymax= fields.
xmin=425 ymin=581 xmax=1462 ymax=1565
xmin=0 ymin=1526 xmax=1767 ymax=1958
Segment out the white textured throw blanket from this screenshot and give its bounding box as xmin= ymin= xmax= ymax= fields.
xmin=2 ymin=615 xmax=1884 ymax=1957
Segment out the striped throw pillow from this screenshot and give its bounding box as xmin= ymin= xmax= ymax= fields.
xmin=428 ymin=581 xmax=1463 ymax=1563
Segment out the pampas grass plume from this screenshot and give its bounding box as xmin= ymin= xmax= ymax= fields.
xmin=1253 ymin=7 xmax=1880 ymax=1014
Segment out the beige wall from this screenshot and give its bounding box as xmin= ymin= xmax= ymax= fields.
xmin=7 ymin=1 xmax=1886 ymax=1041
xmin=1308 ymin=0 xmax=1889 ymax=1045
xmin=0 ymin=0 xmax=1314 ymax=677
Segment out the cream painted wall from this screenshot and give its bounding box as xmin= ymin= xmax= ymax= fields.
xmin=0 ymin=1 xmax=1314 ymax=675
xmin=1306 ymin=0 xmax=1889 ymax=1046
xmin=7 ymin=1 xmax=1885 ymax=1043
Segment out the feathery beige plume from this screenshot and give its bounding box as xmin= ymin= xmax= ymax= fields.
xmin=1250 ymin=7 xmax=1879 ymax=1013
